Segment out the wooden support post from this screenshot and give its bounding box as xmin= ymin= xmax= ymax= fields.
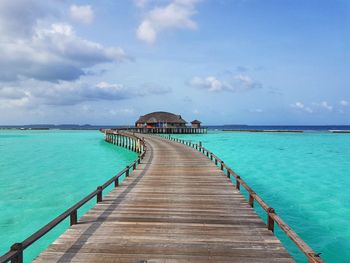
xmin=236 ymin=176 xmax=241 ymax=190
xmin=97 ymin=186 xmax=103 ymax=203
xmin=126 ymin=166 xmax=130 ymax=177
xmin=267 ymin=208 xmax=275 ymax=232
xmin=307 ymin=253 xmax=323 ymax=263
xmin=249 ymin=194 xmax=254 ymax=207
xmin=10 ymin=243 xmax=23 ymax=263
xmin=70 ymin=210 xmax=78 ymax=226
xmin=114 ymin=178 xmax=119 ymax=187
xmin=133 ymin=162 xmax=136 ymax=170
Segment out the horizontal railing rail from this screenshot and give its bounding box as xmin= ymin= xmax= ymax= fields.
xmin=0 ymin=130 xmax=146 ymax=263
xmin=161 ymin=134 xmax=323 ymax=263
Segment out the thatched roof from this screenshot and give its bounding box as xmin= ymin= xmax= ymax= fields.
xmin=191 ymin=120 xmax=201 ymax=124
xmin=136 ymin=111 xmax=187 ymax=124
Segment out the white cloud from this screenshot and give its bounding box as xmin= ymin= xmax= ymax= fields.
xmin=0 ymin=0 xmax=50 ymax=39
xmin=290 ymin=102 xmax=313 ymax=113
xmin=0 ymin=80 xmax=131 ymax=108
xmin=190 ymin=76 xmax=224 ymax=92
xmin=0 ymin=1 xmax=127 ymax=82
xmin=340 ymin=100 xmax=349 ymax=106
xmin=291 ymin=101 xmax=337 ymax=113
xmin=311 ymin=101 xmax=333 ymax=111
xmin=69 ymin=5 xmax=94 ymax=25
xmin=320 ymin=101 xmax=333 ymax=111
xmin=136 ymin=0 xmax=199 ymax=44
xmin=190 ymin=74 xmax=262 ymax=92
xmin=134 ymin=0 xmax=150 ymax=8
xmin=0 ymin=79 xmax=172 ymax=109
xmin=0 ymin=22 xmax=128 ymax=82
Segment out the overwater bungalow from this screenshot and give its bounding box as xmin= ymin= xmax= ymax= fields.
xmin=135 ymin=111 xmax=187 ymax=128
xmin=191 ymin=119 xmax=201 ymax=128
xmin=130 ymin=111 xmax=206 ymax=134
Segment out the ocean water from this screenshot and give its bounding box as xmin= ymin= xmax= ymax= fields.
xmin=171 ymin=131 xmax=350 ymax=262
xmin=0 ymin=130 xmax=136 ymax=262
xmin=1 ymin=130 xmax=349 ymax=262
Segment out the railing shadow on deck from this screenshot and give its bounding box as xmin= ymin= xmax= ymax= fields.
xmin=0 ymin=130 xmax=146 ymax=263
xmin=157 ymin=134 xmax=324 ymax=263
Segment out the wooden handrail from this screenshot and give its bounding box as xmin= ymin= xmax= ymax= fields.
xmin=164 ymin=135 xmax=323 ymax=263
xmin=0 ymin=131 xmax=146 ymax=263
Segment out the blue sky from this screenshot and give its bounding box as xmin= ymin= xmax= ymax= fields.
xmin=0 ymin=0 xmax=349 ymax=125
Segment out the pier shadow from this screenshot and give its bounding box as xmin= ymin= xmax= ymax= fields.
xmin=56 ymin=143 xmax=154 ymax=263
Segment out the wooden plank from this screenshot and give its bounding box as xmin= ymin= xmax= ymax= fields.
xmin=33 ymin=135 xmax=294 ymax=262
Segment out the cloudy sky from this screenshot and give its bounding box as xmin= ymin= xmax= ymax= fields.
xmin=0 ymin=0 xmax=349 ymax=125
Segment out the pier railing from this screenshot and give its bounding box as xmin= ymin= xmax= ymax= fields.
xmin=162 ymin=135 xmax=323 ymax=263
xmin=0 ymin=130 xmax=146 ymax=263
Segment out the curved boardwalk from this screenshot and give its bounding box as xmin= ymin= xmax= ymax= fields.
xmin=34 ymin=135 xmax=294 ymax=263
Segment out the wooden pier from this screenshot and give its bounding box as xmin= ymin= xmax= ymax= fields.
xmin=1 ymin=131 xmax=323 ymax=263
xmin=115 ymin=127 xmax=207 ymax=134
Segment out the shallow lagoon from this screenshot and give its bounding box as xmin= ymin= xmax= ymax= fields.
xmin=172 ymin=131 xmax=350 ymax=262
xmin=0 ymin=130 xmax=136 ymax=262
xmin=1 ymin=130 xmax=349 ymax=262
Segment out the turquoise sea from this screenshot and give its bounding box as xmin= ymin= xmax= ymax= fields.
xmin=0 ymin=130 xmax=136 ymax=262
xmin=0 ymin=130 xmax=349 ymax=262
xmin=172 ymin=131 xmax=350 ymax=263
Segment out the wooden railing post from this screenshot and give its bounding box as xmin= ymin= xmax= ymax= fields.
xmin=133 ymin=162 xmax=136 ymax=170
xmin=236 ymin=176 xmax=241 ymax=190
xmin=227 ymin=169 xmax=230 ymax=178
xmin=10 ymin=243 xmax=23 ymax=263
xmin=215 ymin=158 xmax=218 ymax=165
xmin=70 ymin=210 xmax=78 ymax=226
xmin=114 ymin=177 xmax=119 ymax=187
xmin=249 ymin=193 xmax=254 ymax=207
xmin=126 ymin=166 xmax=130 ymax=177
xmin=307 ymin=253 xmax=323 ymax=263
xmin=267 ymin=208 xmax=275 ymax=232
xmin=97 ymin=186 xmax=103 ymax=203
xmin=220 ymin=161 xmax=224 ymax=170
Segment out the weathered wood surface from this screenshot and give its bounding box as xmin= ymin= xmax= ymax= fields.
xmin=34 ymin=135 xmax=294 ymax=262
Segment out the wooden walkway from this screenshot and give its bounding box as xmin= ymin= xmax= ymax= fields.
xmin=34 ymin=135 xmax=294 ymax=263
